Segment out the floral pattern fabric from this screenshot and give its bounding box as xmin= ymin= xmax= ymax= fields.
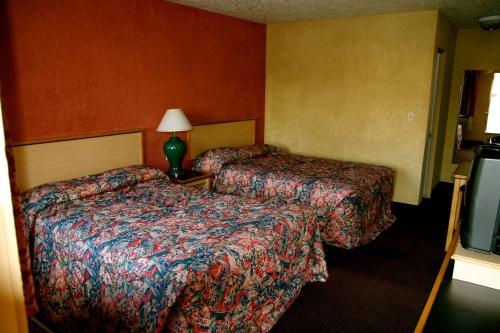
xmin=194 ymin=146 xmax=396 ymax=249
xmin=22 ymin=166 xmax=327 ymax=332
xmin=193 ymin=144 xmax=281 ymax=176
xmin=23 ymin=165 xmax=166 ymax=241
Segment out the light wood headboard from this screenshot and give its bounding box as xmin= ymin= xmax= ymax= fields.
xmin=188 ymin=120 xmax=256 ymax=159
xmin=13 ymin=130 xmax=143 ymax=192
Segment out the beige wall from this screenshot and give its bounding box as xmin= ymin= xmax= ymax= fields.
xmin=265 ymin=11 xmax=439 ymax=204
xmin=441 ymin=29 xmax=500 ymax=182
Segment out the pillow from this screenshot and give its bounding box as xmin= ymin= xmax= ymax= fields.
xmin=193 ymin=144 xmax=280 ymax=175
xmin=22 ymin=165 xmax=167 ymax=228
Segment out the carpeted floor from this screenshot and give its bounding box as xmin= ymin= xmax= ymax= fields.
xmin=271 ymin=183 xmax=453 ymax=333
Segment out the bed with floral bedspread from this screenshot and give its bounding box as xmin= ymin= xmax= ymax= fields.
xmin=194 ymin=145 xmax=396 ymax=249
xmin=22 ymin=165 xmax=327 ymax=332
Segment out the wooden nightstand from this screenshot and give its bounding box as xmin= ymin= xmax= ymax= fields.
xmin=169 ymin=169 xmax=212 ymax=191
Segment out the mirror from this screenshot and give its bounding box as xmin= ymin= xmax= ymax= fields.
xmin=453 ymin=69 xmax=500 ymax=162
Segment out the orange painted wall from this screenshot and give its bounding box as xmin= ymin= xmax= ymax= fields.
xmin=0 ymin=0 xmax=265 ymax=169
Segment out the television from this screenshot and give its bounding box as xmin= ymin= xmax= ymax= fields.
xmin=461 ymin=144 xmax=500 ymax=254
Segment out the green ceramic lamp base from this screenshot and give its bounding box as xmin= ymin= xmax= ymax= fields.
xmin=163 ymin=135 xmax=186 ymax=177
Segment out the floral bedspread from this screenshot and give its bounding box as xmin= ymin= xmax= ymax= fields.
xmin=22 ymin=166 xmax=327 ymax=332
xmin=194 ymin=146 xmax=396 ymax=249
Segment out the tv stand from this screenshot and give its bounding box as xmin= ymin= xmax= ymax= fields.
xmin=445 ymin=159 xmax=472 ymax=251
xmin=446 ymin=158 xmax=500 ymax=290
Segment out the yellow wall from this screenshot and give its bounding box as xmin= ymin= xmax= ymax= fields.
xmin=266 ymin=11 xmax=439 ymax=204
xmin=441 ymin=29 xmax=500 ymax=182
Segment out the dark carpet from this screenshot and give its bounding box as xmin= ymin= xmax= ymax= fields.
xmin=271 ymin=182 xmax=453 ymax=333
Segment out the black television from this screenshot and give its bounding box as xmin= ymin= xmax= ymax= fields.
xmin=461 ymin=144 xmax=500 ymax=254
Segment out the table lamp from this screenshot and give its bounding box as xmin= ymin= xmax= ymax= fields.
xmin=156 ymin=108 xmax=192 ymax=177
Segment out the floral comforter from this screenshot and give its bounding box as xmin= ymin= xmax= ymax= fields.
xmin=194 ymin=145 xmax=396 ymax=249
xmin=22 ymin=165 xmax=327 ymax=332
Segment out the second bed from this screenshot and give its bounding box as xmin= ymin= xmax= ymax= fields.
xmin=193 ymin=144 xmax=396 ymax=249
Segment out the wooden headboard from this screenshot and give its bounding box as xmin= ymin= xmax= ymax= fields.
xmin=188 ymin=120 xmax=256 ymax=159
xmin=13 ymin=130 xmax=143 ymax=192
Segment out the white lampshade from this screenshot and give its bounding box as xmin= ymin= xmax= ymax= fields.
xmin=156 ymin=108 xmax=192 ymax=133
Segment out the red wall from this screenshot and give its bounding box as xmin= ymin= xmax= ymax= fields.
xmin=0 ymin=0 xmax=265 ymax=169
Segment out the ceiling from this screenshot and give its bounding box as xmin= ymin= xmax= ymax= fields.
xmin=168 ymin=0 xmax=500 ymax=28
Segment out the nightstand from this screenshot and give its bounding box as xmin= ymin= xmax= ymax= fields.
xmin=169 ymin=169 xmax=212 ymax=191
